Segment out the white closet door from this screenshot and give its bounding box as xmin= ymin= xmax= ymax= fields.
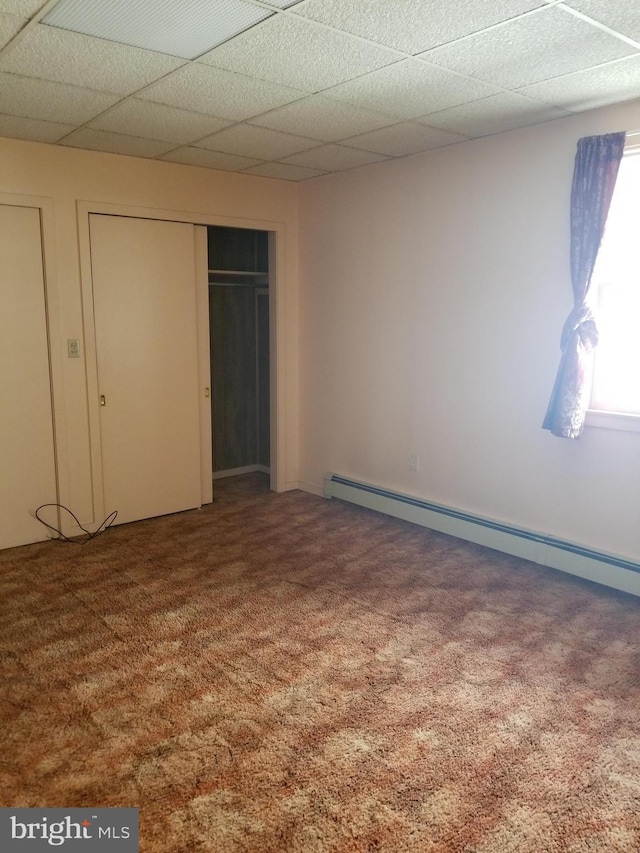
xmin=89 ymin=214 xmax=201 ymax=525
xmin=0 ymin=204 xmax=57 ymax=549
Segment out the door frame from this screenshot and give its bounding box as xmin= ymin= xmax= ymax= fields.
xmin=0 ymin=191 xmax=65 ymax=536
xmin=78 ymin=200 xmax=287 ymax=526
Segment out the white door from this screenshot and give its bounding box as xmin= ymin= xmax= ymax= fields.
xmin=89 ymin=214 xmax=201 ymax=525
xmin=0 ymin=204 xmax=57 ymax=549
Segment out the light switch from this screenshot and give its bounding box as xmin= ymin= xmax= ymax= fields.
xmin=67 ymin=338 xmax=80 ymax=358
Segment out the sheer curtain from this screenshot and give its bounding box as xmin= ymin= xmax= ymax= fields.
xmin=543 ymin=131 xmax=626 ymax=439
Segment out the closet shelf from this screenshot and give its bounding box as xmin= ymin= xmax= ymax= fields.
xmin=208 ymin=269 xmax=268 ymax=287
xmin=208 ymin=269 xmax=267 ymax=276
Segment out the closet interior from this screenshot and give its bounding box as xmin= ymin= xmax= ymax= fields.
xmin=207 ymin=225 xmax=270 ymax=481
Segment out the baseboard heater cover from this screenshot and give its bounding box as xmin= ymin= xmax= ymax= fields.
xmin=323 ymin=474 xmax=640 ymax=598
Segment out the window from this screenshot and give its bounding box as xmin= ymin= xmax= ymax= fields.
xmin=588 ymin=144 xmax=640 ymax=422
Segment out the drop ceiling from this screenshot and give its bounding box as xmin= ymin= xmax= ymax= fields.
xmin=0 ymin=0 xmax=639 ymax=180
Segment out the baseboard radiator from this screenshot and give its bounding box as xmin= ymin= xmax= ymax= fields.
xmin=324 ymin=474 xmax=640 ymax=598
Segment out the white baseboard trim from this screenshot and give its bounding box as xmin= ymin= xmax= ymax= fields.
xmin=297 ymin=481 xmax=325 ymax=497
xmin=324 ymin=474 xmax=640 ymax=598
xmin=213 ymin=465 xmax=270 ymax=480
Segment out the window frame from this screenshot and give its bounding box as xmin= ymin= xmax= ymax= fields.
xmin=585 ymin=134 xmax=640 ymax=434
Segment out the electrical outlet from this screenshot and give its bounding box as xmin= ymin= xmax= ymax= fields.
xmin=67 ymin=338 xmax=80 ymax=358
xmin=409 ymin=452 xmax=419 ymax=472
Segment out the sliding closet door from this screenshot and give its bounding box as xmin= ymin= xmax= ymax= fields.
xmin=0 ymin=204 xmax=57 ymax=549
xmin=90 ymin=214 xmax=201 ymax=525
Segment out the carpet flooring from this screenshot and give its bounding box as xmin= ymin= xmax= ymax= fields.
xmin=1 ymin=474 xmax=640 ymax=852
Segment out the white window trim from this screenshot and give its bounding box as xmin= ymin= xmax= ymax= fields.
xmin=585 ymin=409 xmax=640 ymax=433
xmin=586 ymin=134 xmax=640 ymax=433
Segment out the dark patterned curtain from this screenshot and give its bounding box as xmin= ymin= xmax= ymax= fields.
xmin=543 ymin=131 xmax=626 ymax=438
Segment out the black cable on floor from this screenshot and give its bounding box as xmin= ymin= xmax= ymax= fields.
xmin=35 ymin=503 xmax=118 ymax=545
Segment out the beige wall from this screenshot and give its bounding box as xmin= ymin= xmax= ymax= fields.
xmin=0 ymin=137 xmax=299 ymax=528
xmin=298 ymin=99 xmax=640 ymax=561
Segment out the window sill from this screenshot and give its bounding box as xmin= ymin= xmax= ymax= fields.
xmin=585 ymin=409 xmax=640 ymax=433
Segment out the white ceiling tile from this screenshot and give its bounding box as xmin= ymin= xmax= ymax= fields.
xmin=0 ymin=1 xmax=45 ymax=16
xmin=42 ymin=0 xmax=272 ymax=60
xmin=91 ymin=99 xmax=230 ymax=145
xmin=0 ymin=24 xmax=184 ymax=95
xmin=282 ymin=143 xmax=389 ymax=172
xmin=565 ymin=0 xmax=640 ymax=43
xmin=196 ymin=124 xmax=318 ymax=159
xmin=0 ymin=112 xmax=74 ymax=142
xmin=241 ymin=162 xmax=327 ymax=181
xmin=60 ymin=128 xmax=177 ymax=157
xmin=0 ymin=12 xmax=23 ymax=47
xmin=323 ymin=59 xmax=502 ymax=120
xmin=342 ymin=122 xmax=467 ymax=156
xmin=198 ymin=13 xmax=399 ymax=92
xmin=0 ymin=73 xmax=119 ymax=123
xmin=517 ymin=55 xmax=640 ymax=111
xmin=250 ymin=95 xmax=398 ymax=141
xmin=419 ymin=92 xmax=569 ymax=137
xmin=138 ymin=63 xmax=304 ymax=121
xmin=421 ymin=6 xmax=636 ymax=90
xmin=1 ymin=0 xmax=638 ymax=173
xmin=158 ymin=146 xmax=262 ymax=171
xmin=295 ymin=0 xmax=546 ymax=55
